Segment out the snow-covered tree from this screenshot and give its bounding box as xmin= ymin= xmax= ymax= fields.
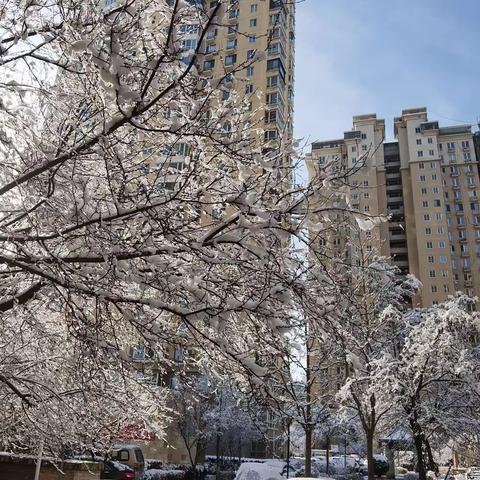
xmin=0 ymin=0 xmax=346 ymax=454
xmin=333 ymin=255 xmax=420 ymax=480
xmin=204 ymin=387 xmax=261 ymax=464
xmin=377 ymin=295 xmax=480 ymax=480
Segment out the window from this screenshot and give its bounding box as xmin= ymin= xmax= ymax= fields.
xmin=431 ymin=285 xmax=438 ymax=293
xmin=428 ymin=256 xmax=435 ymax=263
xmin=429 ymin=270 xmax=436 ymax=278
xmin=433 ymin=199 xmax=441 ymax=207
xmin=267 ymin=75 xmax=278 ymax=87
xmin=245 ymin=84 xmax=254 ymax=94
xmin=455 ymin=203 xmax=464 ymax=212
xmin=182 ymin=39 xmax=197 ymax=50
xmin=421 ymin=188 xmax=427 ymax=194
xmin=425 ymin=227 xmax=432 ymax=235
xmin=427 ymin=241 xmax=433 ymax=249
xmin=422 ymin=201 xmax=429 ymax=207
xmin=264 ymin=110 xmax=278 ymax=123
xmin=440 ymin=255 xmax=447 ymax=264
xmin=226 ymin=38 xmax=237 ymax=49
xmin=449 ymin=154 xmax=457 ymax=162
xmin=420 ymin=175 xmax=426 ymax=181
xmin=433 ymin=187 xmax=439 ymax=194
xmin=463 ymin=258 xmax=471 ymax=268
xmin=250 ymin=3 xmax=258 ymax=12
xmin=364 ymin=205 xmax=370 ymax=212
xmin=415 ymin=127 xmax=421 ymax=133
xmin=363 ymin=180 xmax=369 ymax=186
xmin=438 ymin=241 xmax=446 ymax=248
xmin=206 ymin=28 xmax=217 ymax=39
xmin=268 ymin=43 xmax=280 ymax=54
xmin=362 ymin=144 xmax=368 ymax=151
xmin=428 ymin=137 xmax=433 ymax=144
xmin=442 ymin=269 xmax=449 ymax=277
xmin=424 ymin=214 xmax=430 ymax=221
xmin=249 ymin=35 xmax=256 ymax=43
xmin=117 ymin=450 xmax=130 ymax=461
xmin=417 ymin=151 xmax=424 ymax=157
xmin=462 ymin=140 xmax=470 ymax=148
xmin=461 ymin=244 xmax=469 ymax=253
xmin=432 ymin=174 xmax=437 ymax=180
xmin=229 ymin=9 xmax=240 ymax=19
xmin=429 ymin=150 xmax=435 ymax=156
xmin=249 ymin=18 xmax=257 ymax=27
xmin=430 ymin=162 xmax=436 ymax=169
xmin=447 ymin=142 xmax=455 ymax=149
xmin=247 ymin=49 xmax=255 ymax=59
xmin=246 ymin=66 xmax=254 ymax=77
xmin=419 ymin=162 xmax=425 ymax=169
xmin=437 ymin=227 xmax=444 ymax=234
xmin=361 ymin=133 xmax=367 ymax=139
xmin=435 ymin=212 xmax=442 ymax=221
xmin=266 ymin=92 xmax=278 ymax=104
xmin=454 ymin=190 xmax=462 ymax=200
xmin=203 ymin=59 xmax=215 ymax=70
xmin=464 ymin=152 xmax=471 ymax=161
xmin=444 ymin=285 xmax=449 ymax=293
xmin=222 ymin=90 xmax=230 ymax=101
xmin=264 ymin=130 xmax=278 ymax=141
xmin=227 ymin=24 xmax=238 ymax=34
xmin=468 ymin=177 xmax=476 ymax=186
xmin=457 ymin=216 xmax=465 ymax=225
xmin=351 ymin=146 xmax=357 ymax=152
xmin=416 ymin=139 xmax=422 ymax=145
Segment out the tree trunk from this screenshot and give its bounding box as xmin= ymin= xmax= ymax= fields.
xmin=326 ymin=436 xmax=330 ymax=475
xmin=366 ymin=430 xmax=375 ymax=480
xmin=304 ymin=322 xmax=313 ymax=478
xmin=424 ymin=438 xmax=437 ymax=474
xmin=216 ymin=434 xmax=221 ymax=480
xmin=412 ymin=433 xmax=427 ymax=480
xmin=305 ymin=427 xmax=313 ymax=478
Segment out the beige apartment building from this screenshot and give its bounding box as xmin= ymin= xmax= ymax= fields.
xmin=199 ymin=0 xmax=295 ymax=143
xmin=132 ymin=0 xmax=297 ymax=462
xmin=307 ymin=107 xmax=480 ymax=308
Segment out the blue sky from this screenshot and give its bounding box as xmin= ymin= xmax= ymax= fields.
xmin=294 ymin=0 xmax=480 ymax=143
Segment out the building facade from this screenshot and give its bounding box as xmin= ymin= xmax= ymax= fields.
xmin=308 ymin=108 xmax=480 ymax=308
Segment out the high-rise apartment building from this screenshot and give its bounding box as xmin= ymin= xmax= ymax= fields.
xmin=130 ymin=0 xmax=296 ymax=461
xmin=200 ymin=0 xmax=295 ymax=144
xmin=307 ymin=108 xmax=480 ymax=308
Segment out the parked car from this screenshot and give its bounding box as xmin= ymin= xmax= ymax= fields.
xmin=101 ymin=460 xmax=136 ymax=480
xmin=107 ymin=444 xmax=145 ymax=480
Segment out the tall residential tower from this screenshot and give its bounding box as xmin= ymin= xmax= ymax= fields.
xmin=307 ymin=108 xmax=480 ymax=308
